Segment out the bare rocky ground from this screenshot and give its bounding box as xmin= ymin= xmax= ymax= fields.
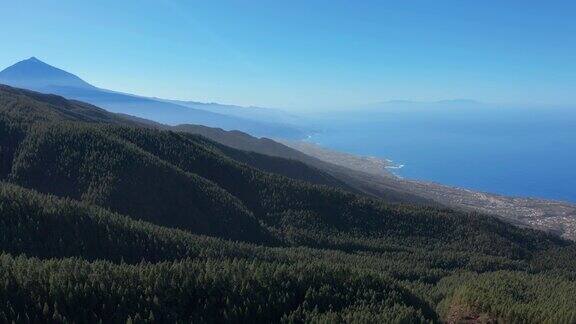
xmin=446 ymin=303 xmax=497 ymax=324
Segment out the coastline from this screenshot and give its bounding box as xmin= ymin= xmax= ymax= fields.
xmin=280 ymin=139 xmax=576 ymax=241
xmin=277 ymin=139 xmax=403 ymax=179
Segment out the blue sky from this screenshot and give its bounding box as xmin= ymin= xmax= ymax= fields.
xmin=1 ymin=0 xmax=575 ymax=109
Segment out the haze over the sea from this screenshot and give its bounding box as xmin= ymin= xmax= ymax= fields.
xmin=307 ymin=102 xmax=576 ymax=202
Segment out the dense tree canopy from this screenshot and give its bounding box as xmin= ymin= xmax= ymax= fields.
xmin=0 ymin=85 xmax=575 ymax=323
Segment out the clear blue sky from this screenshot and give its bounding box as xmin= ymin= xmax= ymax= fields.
xmin=1 ymin=0 xmax=575 ymax=109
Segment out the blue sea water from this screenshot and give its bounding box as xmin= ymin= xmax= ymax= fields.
xmin=307 ymin=106 xmax=576 ymax=202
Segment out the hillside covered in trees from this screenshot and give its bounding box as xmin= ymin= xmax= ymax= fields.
xmin=1 ymin=84 xmax=576 ymax=323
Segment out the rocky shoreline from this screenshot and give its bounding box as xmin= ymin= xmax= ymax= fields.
xmin=278 ymin=140 xmax=400 ymax=178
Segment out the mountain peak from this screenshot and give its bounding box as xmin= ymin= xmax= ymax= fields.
xmin=0 ymin=57 xmax=95 ymax=90
xmin=10 ymin=56 xmax=54 ymax=69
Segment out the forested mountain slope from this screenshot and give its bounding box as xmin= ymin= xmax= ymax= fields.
xmin=2 ymin=181 xmax=576 ymax=323
xmin=0 ymin=84 xmax=133 ymax=125
xmin=175 ymin=122 xmax=576 ymax=241
xmin=174 ymin=123 xmax=432 ymax=205
xmin=1 ymin=84 xmax=576 ymax=323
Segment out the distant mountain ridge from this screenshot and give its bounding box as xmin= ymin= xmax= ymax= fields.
xmin=163 ymin=99 xmax=304 ymax=125
xmin=0 ymin=57 xmax=306 ymax=138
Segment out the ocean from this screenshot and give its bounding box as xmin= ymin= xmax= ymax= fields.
xmin=306 ymin=104 xmax=576 ymax=202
